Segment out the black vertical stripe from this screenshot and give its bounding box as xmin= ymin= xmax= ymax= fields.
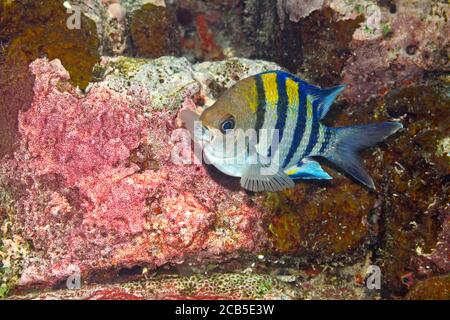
xmin=255 ymin=75 xmax=266 ymax=142
xmin=302 ymin=99 xmax=320 ymax=158
xmin=268 ymin=74 xmax=289 ymax=157
xmin=282 ymin=85 xmax=306 ymax=168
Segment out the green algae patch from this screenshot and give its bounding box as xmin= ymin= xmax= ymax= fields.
xmin=108 ymin=56 xmax=149 ymax=78
xmin=130 ymin=3 xmax=180 ymax=58
xmin=406 ymin=275 xmax=450 ymax=300
xmin=1 ymin=0 xmax=100 ymax=89
xmin=266 ymin=182 xmax=375 ymax=258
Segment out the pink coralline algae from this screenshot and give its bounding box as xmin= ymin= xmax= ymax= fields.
xmin=1 ymin=58 xmax=267 ymax=288
xmin=18 ymin=59 xmax=149 ymax=187
xmin=340 ymin=1 xmax=449 ymax=103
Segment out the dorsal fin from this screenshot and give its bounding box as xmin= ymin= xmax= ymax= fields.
xmin=307 ymin=84 xmax=347 ymax=120
xmin=308 ymin=84 xmax=347 ymax=120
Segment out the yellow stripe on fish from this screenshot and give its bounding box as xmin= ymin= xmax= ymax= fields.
xmin=257 ymin=73 xmax=280 ymax=153
xmin=242 ymin=77 xmax=259 ymax=113
xmin=285 ymin=77 xmax=299 ymax=109
xmin=272 ymin=77 xmax=300 ymax=162
xmin=261 ymin=73 xmax=279 ymax=108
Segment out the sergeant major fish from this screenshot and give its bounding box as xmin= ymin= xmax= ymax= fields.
xmin=182 ymin=70 xmax=402 ymax=192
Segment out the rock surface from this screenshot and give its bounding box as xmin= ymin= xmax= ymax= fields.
xmin=0 ymin=0 xmax=448 ymax=300
xmin=0 ymin=56 xmax=279 ymax=291
xmin=9 ymin=273 xmax=299 ymax=300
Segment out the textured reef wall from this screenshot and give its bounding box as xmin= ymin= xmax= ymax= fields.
xmin=0 ymin=0 xmax=449 ymax=300
xmin=0 ymin=57 xmax=278 ymax=291
xmin=1 ymin=55 xmax=447 ymax=300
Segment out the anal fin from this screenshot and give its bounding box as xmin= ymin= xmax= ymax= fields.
xmin=285 ymin=159 xmax=332 ymax=180
xmin=241 ymin=163 xmax=295 ymax=192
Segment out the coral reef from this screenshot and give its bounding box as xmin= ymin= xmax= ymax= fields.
xmin=277 ymin=0 xmax=325 ymax=25
xmin=267 ymin=182 xmax=375 ymax=259
xmin=70 ymin=0 xmax=127 ymax=56
xmin=322 ymin=77 xmax=449 ymax=298
xmin=95 ymin=56 xmax=280 ymax=111
xmin=286 ymin=7 xmax=363 ymax=87
xmin=8 ymin=0 xmax=443 ymax=104
xmin=0 ymin=0 xmax=448 ymax=300
xmin=0 ymin=57 xmax=276 ymax=289
xmin=0 ymin=56 xmax=35 ymax=158
xmin=0 ymin=171 xmax=30 ymax=298
xmin=10 ymin=257 xmax=382 ymax=300
xmin=241 ymin=0 xmax=449 ymax=103
xmin=339 ymin=0 xmax=449 ymax=104
xmin=0 ymin=0 xmax=100 ymax=158
xmin=368 ymin=82 xmax=449 ymax=297
xmin=171 ymin=0 xmax=244 ymax=61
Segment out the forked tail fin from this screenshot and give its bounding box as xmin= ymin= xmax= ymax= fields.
xmin=323 ymin=122 xmax=403 ymax=189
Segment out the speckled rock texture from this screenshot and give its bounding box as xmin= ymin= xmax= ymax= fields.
xmin=6 ymin=0 xmax=444 ymax=107
xmin=250 ymin=0 xmax=449 ymax=104
xmin=8 ymin=263 xmax=377 ymax=300
xmin=8 ymin=273 xmax=299 ymax=300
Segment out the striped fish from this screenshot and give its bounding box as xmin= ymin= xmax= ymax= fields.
xmin=199 ymin=70 xmax=402 ymax=192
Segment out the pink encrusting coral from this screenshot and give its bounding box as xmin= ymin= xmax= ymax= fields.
xmin=1 ymin=58 xmax=267 ymax=288
xmin=18 ymin=59 xmax=149 ymax=187
xmin=340 ymin=1 xmax=449 ymax=104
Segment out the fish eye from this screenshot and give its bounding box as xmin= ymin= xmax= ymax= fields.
xmin=220 ymin=116 xmax=235 ymax=134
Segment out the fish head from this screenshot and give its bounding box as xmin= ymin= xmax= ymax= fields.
xmin=199 ymin=92 xmax=258 ymax=177
xmin=178 ymin=101 xmax=248 ymax=177
xmin=199 ymin=100 xmax=239 ymax=134
xmin=179 ymin=76 xmax=262 ymax=177
xmin=200 ymin=77 xmax=258 ymax=133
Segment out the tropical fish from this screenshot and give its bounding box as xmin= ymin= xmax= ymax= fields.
xmin=188 ymin=70 xmax=402 ymax=192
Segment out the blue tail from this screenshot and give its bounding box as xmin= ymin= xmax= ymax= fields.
xmin=323 ymin=122 xmax=403 ymax=189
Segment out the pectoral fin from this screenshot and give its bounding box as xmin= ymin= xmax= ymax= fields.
xmin=285 ymin=159 xmax=332 ymax=180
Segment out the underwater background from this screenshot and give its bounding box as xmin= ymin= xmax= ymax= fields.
xmin=0 ymin=0 xmax=448 ymax=300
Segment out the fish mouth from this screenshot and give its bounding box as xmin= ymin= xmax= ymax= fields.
xmin=191 ymin=121 xmax=245 ymax=164
xmin=178 ymin=106 xmax=212 ymax=144
xmin=203 ymin=129 xmax=249 ymax=163
xmin=193 ymin=121 xmax=212 ymax=144
xmin=177 ymin=106 xmax=246 ymax=162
